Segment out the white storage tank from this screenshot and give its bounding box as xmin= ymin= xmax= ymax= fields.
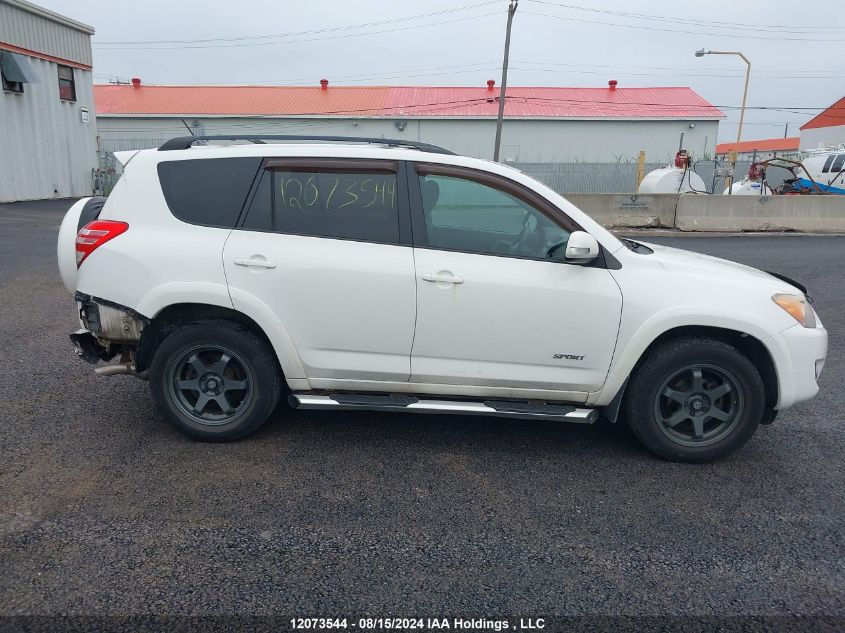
xmin=638 ymin=167 xmax=707 ymax=194
xmin=723 ymin=180 xmax=773 ymax=195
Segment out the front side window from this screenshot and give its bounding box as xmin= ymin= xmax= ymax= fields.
xmin=243 ymin=164 xmax=400 ymax=244
xmin=57 ymin=64 xmax=76 ymax=101
xmin=831 ymin=154 xmax=845 ymax=174
xmin=418 ymin=173 xmax=570 ymax=260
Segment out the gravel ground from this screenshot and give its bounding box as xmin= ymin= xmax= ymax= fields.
xmin=0 ymin=200 xmax=842 ymax=629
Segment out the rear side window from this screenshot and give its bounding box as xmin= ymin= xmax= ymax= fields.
xmin=242 ymin=162 xmax=400 ymax=243
xmin=157 ymin=158 xmax=262 ymax=228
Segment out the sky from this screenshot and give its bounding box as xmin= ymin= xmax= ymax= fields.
xmin=38 ymin=0 xmax=845 ymax=143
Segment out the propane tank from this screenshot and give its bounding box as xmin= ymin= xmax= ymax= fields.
xmin=638 ymin=167 xmax=707 ymax=194
xmin=723 ymin=180 xmax=773 ymax=195
xmin=723 ymin=162 xmax=772 ymax=195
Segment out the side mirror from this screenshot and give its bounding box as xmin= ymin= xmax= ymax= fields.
xmin=564 ymin=231 xmax=600 ymax=263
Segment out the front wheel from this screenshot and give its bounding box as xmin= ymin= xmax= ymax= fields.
xmin=150 ymin=320 xmax=281 ymax=441
xmin=622 ymin=337 xmax=766 ymax=462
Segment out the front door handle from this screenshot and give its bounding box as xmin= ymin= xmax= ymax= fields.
xmin=422 ymin=272 xmax=464 ymax=284
xmin=234 ymin=257 xmax=277 ymax=269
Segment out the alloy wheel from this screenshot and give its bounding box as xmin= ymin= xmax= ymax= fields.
xmin=168 ymin=345 xmax=254 ymax=426
xmin=653 ymin=363 xmax=744 ymax=447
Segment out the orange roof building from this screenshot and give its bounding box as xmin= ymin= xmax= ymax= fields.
xmin=715 ymin=137 xmax=800 ymax=159
xmin=94 ymin=78 xmax=725 ymax=163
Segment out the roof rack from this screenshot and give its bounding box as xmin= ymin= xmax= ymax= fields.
xmin=157 ymin=135 xmax=456 ymax=155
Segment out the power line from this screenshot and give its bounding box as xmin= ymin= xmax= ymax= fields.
xmin=96 ymin=61 xmax=845 ymax=87
xmin=93 ymin=93 xmax=844 ymax=120
xmin=511 ymin=60 xmax=845 ymax=77
xmin=94 ymin=1 xmax=500 ymax=45
xmin=92 ymin=8 xmax=501 ymax=50
xmin=528 ymin=0 xmax=845 ymax=34
xmin=521 ymin=9 xmax=845 ymax=43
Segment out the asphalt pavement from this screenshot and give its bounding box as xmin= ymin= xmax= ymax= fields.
xmin=0 ymin=200 xmax=842 ymax=629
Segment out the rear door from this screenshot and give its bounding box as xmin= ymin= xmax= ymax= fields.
xmin=224 ymin=158 xmax=417 ymax=382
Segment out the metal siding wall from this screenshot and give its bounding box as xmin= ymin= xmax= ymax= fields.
xmin=0 ymin=2 xmax=92 ymax=65
xmin=413 ymin=119 xmax=719 ymax=162
xmin=96 ymin=116 xmax=402 ymax=151
xmin=96 ymin=116 xmax=719 ymax=164
xmin=0 ymin=58 xmax=98 ymax=201
xmin=800 ymin=125 xmax=845 ymax=150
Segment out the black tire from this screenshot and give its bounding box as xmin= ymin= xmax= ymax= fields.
xmin=149 ymin=319 xmax=281 ymax=441
xmin=622 ymin=337 xmax=765 ymax=462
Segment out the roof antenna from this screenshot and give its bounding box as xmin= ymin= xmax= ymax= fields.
xmin=180 ymin=119 xmax=195 ymax=136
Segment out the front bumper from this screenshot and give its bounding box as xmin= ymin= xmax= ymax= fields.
xmin=772 ymin=323 xmax=828 ymax=409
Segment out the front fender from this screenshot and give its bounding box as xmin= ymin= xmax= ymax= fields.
xmin=587 ymin=306 xmax=790 ymax=408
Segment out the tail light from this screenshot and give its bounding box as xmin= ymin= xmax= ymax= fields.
xmin=76 ymin=220 xmax=129 ymax=267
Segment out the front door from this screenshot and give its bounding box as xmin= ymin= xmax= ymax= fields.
xmin=409 ymin=164 xmax=623 ymax=396
xmin=224 ymin=158 xmax=416 ymax=382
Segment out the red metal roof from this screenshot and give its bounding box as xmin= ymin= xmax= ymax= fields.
xmin=800 ymin=96 xmax=845 ymax=131
xmin=94 ymin=83 xmax=724 ymax=119
xmin=715 ymin=137 xmax=800 ymax=154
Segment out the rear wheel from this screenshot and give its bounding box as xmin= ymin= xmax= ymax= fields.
xmin=150 ymin=320 xmax=281 ymax=441
xmin=622 ymin=337 xmax=765 ymax=462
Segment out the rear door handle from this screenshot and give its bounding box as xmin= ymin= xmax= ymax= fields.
xmin=234 ymin=258 xmax=277 ymax=269
xmin=422 ymin=272 xmax=464 ymax=284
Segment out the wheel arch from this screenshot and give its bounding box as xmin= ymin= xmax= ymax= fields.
xmin=136 ymin=302 xmax=307 ymax=387
xmin=595 ymin=323 xmax=780 ymax=415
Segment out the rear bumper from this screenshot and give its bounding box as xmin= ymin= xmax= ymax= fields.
xmin=69 ymin=328 xmax=115 ymax=364
xmin=69 ymin=294 xmax=149 ymax=366
xmin=773 ymin=323 xmax=828 ymax=409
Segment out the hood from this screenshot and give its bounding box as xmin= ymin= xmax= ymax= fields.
xmin=637 ymin=240 xmax=805 ymax=293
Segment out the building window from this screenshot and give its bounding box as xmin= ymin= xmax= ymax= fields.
xmin=1 ymin=56 xmax=23 ymax=93
xmin=1 ymin=72 xmax=24 ymax=93
xmin=57 ymin=64 xmax=76 ymax=101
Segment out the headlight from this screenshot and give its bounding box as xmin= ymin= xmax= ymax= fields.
xmin=772 ymin=293 xmax=817 ymax=328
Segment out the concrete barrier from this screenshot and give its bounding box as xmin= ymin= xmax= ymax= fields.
xmin=562 ymin=192 xmax=845 ymax=232
xmin=563 ymin=193 xmax=678 ymax=228
xmin=675 ymin=195 xmax=845 ymax=232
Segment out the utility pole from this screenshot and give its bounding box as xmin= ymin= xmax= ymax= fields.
xmin=694 ymin=49 xmax=751 ymax=194
xmin=493 ymin=0 xmax=518 ymax=163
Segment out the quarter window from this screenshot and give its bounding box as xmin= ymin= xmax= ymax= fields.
xmin=157 ymin=157 xmax=262 ymax=228
xmin=243 ymin=165 xmax=400 ymax=243
xmin=57 ymin=64 xmax=76 ymax=101
xmin=417 ymin=174 xmax=570 ymax=260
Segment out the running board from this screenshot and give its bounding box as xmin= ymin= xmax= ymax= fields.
xmin=289 ymin=393 xmax=598 ymax=424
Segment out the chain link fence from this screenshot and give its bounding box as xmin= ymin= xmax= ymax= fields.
xmin=95 ymin=139 xmax=773 ymax=196
xmin=514 ymin=161 xmax=760 ymax=195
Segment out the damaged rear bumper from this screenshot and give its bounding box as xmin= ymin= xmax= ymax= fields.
xmin=69 ymin=328 xmax=115 ymax=364
xmin=70 ymin=293 xmax=149 ymax=378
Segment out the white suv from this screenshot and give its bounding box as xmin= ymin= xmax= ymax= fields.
xmin=57 ymin=135 xmax=827 ymax=462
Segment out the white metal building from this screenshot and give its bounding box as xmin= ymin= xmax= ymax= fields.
xmin=95 ymin=80 xmax=723 ymax=164
xmin=0 ymin=0 xmax=97 ymax=202
xmin=800 ymin=96 xmax=845 ymax=151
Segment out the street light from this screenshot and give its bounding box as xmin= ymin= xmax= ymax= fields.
xmin=695 ymin=49 xmax=751 ymax=193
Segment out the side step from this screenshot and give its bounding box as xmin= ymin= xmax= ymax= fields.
xmin=289 ymin=393 xmax=598 ymax=424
